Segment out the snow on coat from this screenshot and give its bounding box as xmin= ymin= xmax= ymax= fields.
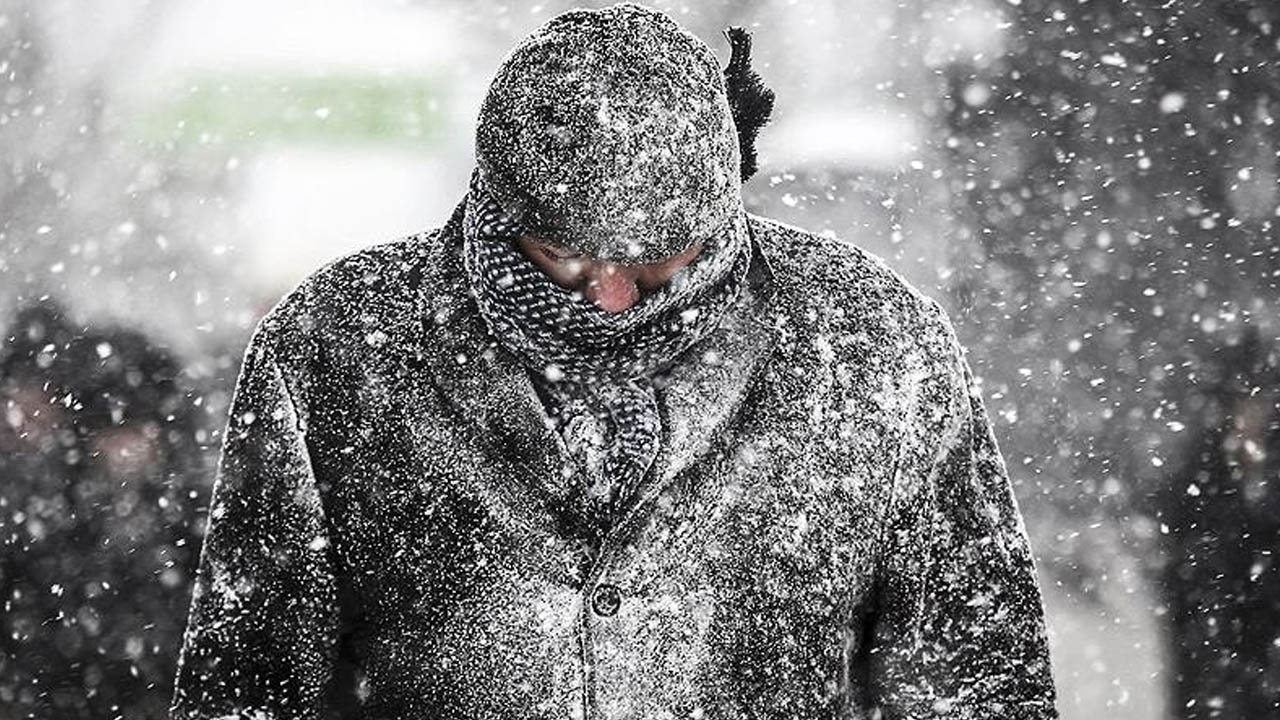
xmin=169 ymin=199 xmax=1058 ymax=719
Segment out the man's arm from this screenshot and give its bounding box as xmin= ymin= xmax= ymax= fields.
xmin=170 ymin=324 xmax=339 ymax=719
xmin=868 ymin=314 xmax=1058 ymax=718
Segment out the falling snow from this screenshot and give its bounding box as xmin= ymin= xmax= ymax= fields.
xmin=3 ymin=1 xmax=1278 ymax=719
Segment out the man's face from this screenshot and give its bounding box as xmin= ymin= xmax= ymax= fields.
xmin=515 ymin=235 xmax=704 ymax=313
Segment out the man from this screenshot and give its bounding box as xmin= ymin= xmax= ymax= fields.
xmin=172 ymin=4 xmax=1058 ymax=718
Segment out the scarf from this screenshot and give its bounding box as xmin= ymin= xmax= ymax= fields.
xmin=462 ymin=170 xmax=751 ymax=540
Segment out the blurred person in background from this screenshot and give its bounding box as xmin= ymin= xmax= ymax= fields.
xmin=172 ymin=4 xmax=1057 ymax=719
xmin=1 ymin=301 xmax=206 ymax=718
xmin=1160 ymin=328 xmax=1280 ymax=717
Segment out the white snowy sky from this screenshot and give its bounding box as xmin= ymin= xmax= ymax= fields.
xmin=102 ymin=0 xmax=1004 ymax=290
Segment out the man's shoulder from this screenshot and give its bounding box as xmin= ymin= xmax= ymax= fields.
xmin=747 ymin=213 xmax=959 ymax=355
xmin=248 ymin=226 xmax=453 ymax=365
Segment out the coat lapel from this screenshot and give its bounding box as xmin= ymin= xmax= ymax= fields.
xmin=608 ymin=242 xmax=779 ymax=536
xmin=652 ymin=258 xmax=777 ymax=484
xmin=413 ymin=207 xmax=579 ymax=519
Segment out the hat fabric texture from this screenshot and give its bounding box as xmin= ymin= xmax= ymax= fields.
xmin=474 ymin=2 xmax=744 ymax=263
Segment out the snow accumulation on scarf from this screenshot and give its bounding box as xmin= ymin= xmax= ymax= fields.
xmin=463 ymin=3 xmax=773 ymax=541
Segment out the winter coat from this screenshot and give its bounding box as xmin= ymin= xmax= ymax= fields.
xmin=170 ymin=202 xmax=1059 ymax=719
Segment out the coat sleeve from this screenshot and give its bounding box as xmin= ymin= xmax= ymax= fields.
xmin=866 ymin=325 xmax=1058 ymax=719
xmin=170 ymin=329 xmax=339 ymax=720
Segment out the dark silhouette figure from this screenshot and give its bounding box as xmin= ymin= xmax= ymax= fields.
xmin=1 ymin=301 xmax=207 ymax=718
xmin=1160 ymin=327 xmax=1280 ymax=718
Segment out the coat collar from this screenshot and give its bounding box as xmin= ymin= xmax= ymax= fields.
xmin=415 ymin=198 xmax=779 ymax=548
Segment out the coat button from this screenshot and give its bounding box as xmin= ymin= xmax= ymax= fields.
xmin=592 ymin=583 xmax=622 ymax=617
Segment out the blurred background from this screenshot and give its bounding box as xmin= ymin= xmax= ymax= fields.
xmin=2 ymin=0 xmax=1278 ymax=717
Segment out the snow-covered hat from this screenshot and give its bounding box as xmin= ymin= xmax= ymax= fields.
xmin=474 ymin=3 xmax=768 ymax=263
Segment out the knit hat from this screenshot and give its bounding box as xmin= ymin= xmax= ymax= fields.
xmin=474 ymin=3 xmax=761 ymax=263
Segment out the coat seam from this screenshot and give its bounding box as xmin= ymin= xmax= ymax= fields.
xmin=868 ymin=434 xmax=905 ymax=614
xmin=276 ymin=349 xmax=345 ymax=701
xmin=866 ymin=342 xmax=968 ymax=633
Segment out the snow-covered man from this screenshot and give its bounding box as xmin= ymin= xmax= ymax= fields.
xmin=172 ymin=4 xmax=1058 ymax=718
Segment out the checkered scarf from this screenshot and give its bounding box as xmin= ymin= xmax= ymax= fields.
xmin=462 ymin=170 xmax=750 ymax=538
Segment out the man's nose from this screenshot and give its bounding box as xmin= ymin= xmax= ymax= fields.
xmin=584 ymin=262 xmax=640 ymax=313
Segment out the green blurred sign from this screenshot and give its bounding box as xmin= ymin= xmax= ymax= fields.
xmin=141 ymin=73 xmax=444 ymax=147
